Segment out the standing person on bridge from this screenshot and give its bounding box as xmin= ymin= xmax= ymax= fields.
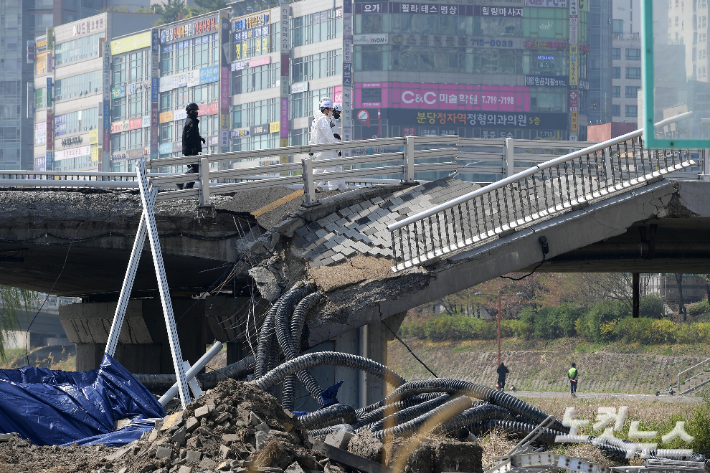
xmin=309 ymin=98 xmax=346 ymax=192
xmin=568 ymin=362 xmax=578 ymax=398
xmin=496 ymin=362 xmax=509 ymax=391
xmin=180 ymin=102 xmax=205 ymax=190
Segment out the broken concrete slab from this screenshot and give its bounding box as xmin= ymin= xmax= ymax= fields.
xmin=194 ymin=405 xmax=213 ymax=419
xmin=185 ymin=450 xmax=201 ymax=463
xmin=325 ymin=430 xmax=353 ymax=450
xmin=155 ymin=445 xmax=172 ymax=460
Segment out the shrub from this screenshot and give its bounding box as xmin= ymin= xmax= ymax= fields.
xmin=517 ymin=304 xmax=582 ymax=339
xmin=688 ymin=299 xmax=710 ymax=316
xmin=613 ymin=317 xmax=654 ymax=343
xmin=576 ymin=300 xmax=629 ymax=342
xmin=649 ymin=319 xmax=677 ymax=343
xmin=640 ymin=294 xmax=666 ymax=318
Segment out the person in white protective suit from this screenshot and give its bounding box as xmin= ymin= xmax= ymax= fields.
xmin=309 ymin=98 xmax=347 ymax=192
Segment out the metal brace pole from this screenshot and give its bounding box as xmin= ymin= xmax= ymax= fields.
xmin=105 ymin=187 xmax=157 ymax=357
xmin=302 ymin=157 xmax=316 ymax=205
xmin=504 ymin=138 xmax=515 ymax=177
xmin=404 ymin=135 xmax=415 ymax=183
xmin=703 ymin=149 xmax=710 ymax=183
xmin=136 ymin=160 xmax=191 ymax=409
xmin=603 ymin=146 xmax=613 ymax=185
xmin=199 ymin=157 xmax=210 ymax=206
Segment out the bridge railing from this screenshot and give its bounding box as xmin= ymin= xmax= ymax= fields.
xmin=0 ymin=170 xmax=142 ymax=189
xmin=387 ymin=113 xmax=700 ymax=271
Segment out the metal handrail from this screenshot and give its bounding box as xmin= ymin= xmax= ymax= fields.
xmin=677 ymin=357 xmax=710 ymax=393
xmin=387 ymin=112 xmax=696 ymax=271
xmin=389 ymin=115 xmax=692 ymax=233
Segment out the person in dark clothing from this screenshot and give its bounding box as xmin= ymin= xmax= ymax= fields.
xmin=496 ymin=362 xmax=509 ymax=391
xmin=180 ymin=102 xmax=205 ymax=190
xmin=568 ymin=362 xmax=578 ymax=397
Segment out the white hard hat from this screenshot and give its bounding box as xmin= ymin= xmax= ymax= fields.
xmin=333 ymin=103 xmax=342 ymax=112
xmin=320 ymin=96 xmax=332 ymax=104
xmin=320 ymin=99 xmax=333 ymax=109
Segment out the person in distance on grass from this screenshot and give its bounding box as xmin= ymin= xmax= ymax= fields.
xmin=568 ymin=362 xmax=578 ymax=398
xmin=496 ymin=361 xmax=509 ymax=391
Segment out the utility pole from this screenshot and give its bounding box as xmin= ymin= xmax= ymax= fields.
xmin=497 ymin=290 xmax=502 ymax=366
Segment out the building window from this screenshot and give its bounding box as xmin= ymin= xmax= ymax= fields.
xmin=292 ymin=49 xmax=343 ymax=82
xmin=176 ymin=42 xmax=190 ymax=73
xmin=161 ymin=48 xmax=174 ymax=75
xmin=54 ymin=71 xmax=102 ymax=101
xmin=612 ymin=67 xmax=621 ymax=78
xmin=292 ymin=9 xmax=342 ymax=47
xmin=612 ymin=86 xmax=620 ymax=98
xmin=626 ymin=67 xmax=641 ymax=79
xmin=289 ymin=86 xmax=337 ymax=119
xmin=160 ymin=123 xmax=173 ymax=142
xmin=625 ymin=105 xmax=638 ymax=117
xmin=128 ymin=91 xmax=145 ymax=118
xmin=612 ymin=48 xmax=621 ymax=60
xmin=113 ymin=55 xmax=126 ymax=84
xmin=35 ymin=87 xmax=46 ymax=109
xmin=625 ymin=48 xmax=641 ymax=60
xmin=112 ymin=98 xmax=126 ymax=121
xmin=128 ymin=129 xmax=143 ymax=149
xmin=231 ymin=63 xmax=279 ymax=94
xmin=613 ymin=104 xmax=621 ymax=116
xmin=193 ymin=40 xmax=210 ymax=69
xmin=111 ymin=132 xmax=126 ymax=152
xmin=128 ymin=51 xmax=145 ymax=83
xmin=613 ymin=19 xmax=624 ymax=34
xmin=160 ymin=91 xmax=173 ymax=113
xmin=625 ymin=86 xmax=640 ymax=98
xmin=55 ymin=32 xmax=106 ymax=66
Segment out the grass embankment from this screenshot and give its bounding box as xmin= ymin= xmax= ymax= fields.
xmin=387 ymin=338 xmax=710 ymax=394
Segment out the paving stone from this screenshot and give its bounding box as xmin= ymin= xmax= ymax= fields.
xmin=315 ymin=229 xmax=328 ymax=238
xmin=304 ymin=232 xmax=318 ymax=243
xmin=177 ymin=466 xmax=193 ymax=473
xmin=335 ymin=218 xmax=348 ymax=227
xmin=371 ymin=196 xmax=384 ymax=203
xmin=155 ymin=446 xmax=173 ymax=460
xmin=324 ymin=222 xmax=339 ymax=232
xmin=324 ymin=239 xmax=338 ymax=250
xmin=306 ymin=222 xmax=320 ymax=231
xmin=185 ymin=450 xmax=202 ymax=463
xmin=332 ymin=253 xmax=346 ymax=263
xmin=194 ymin=406 xmax=212 ymax=420
xmin=356 ymin=216 xmax=371 ymax=225
xmin=293 ymin=237 xmax=307 ymax=248
xmin=295 ymin=226 xmax=309 ymax=238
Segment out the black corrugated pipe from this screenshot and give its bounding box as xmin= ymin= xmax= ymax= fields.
xmin=375 ymin=379 xmax=568 ymax=434
xmin=352 ymin=393 xmax=446 ymax=430
xmin=281 ymin=291 xmax=321 ymax=410
xmin=364 ymin=394 xmax=453 ymax=433
xmin=371 ymin=396 xmax=473 ymax=440
xmin=134 ymin=354 xmax=255 ymax=391
xmin=254 ymin=300 xmax=282 ymax=380
xmin=298 ymin=404 xmax=357 ymax=430
xmin=252 ymin=351 xmax=406 ymax=392
xmin=437 ymin=403 xmax=515 ymax=434
xmin=467 ymin=420 xmax=564 ymax=445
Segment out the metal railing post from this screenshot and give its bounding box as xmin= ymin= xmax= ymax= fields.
xmin=199 ymin=157 xmax=209 ymax=206
xmin=603 ymin=146 xmax=613 ymax=183
xmin=704 ymin=149 xmax=710 ymax=182
xmin=302 ymin=156 xmax=316 ymax=205
xmin=505 ymin=138 xmax=515 ymax=177
xmin=404 ymin=135 xmax=415 ymax=183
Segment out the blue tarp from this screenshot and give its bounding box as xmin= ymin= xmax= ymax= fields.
xmin=0 ymin=353 xmax=165 ymax=446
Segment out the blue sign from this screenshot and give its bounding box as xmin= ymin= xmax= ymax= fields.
xmin=54 ymin=114 xmax=67 ymax=136
xmin=151 ymin=29 xmax=160 ymax=54
xmin=159 ymin=142 xmax=173 ymax=154
xmin=103 ymin=100 xmax=110 ymax=130
xmin=151 ymin=77 xmax=159 ymax=103
xmin=524 ymin=75 xmax=568 ymax=87
xmin=45 ymin=151 xmax=53 ymax=171
xmin=46 ymin=77 xmax=53 ymax=105
xmin=199 ymin=65 xmax=219 ymax=85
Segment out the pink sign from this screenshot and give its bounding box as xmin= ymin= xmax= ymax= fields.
xmin=249 ymin=56 xmax=271 ymax=68
xmin=128 ymin=117 xmax=143 ymax=130
xmin=355 ymin=82 xmax=530 ymax=112
xmin=280 ymin=97 xmax=289 ymax=139
xmin=198 ymin=104 xmax=209 ymax=116
xmin=333 ymin=85 xmax=343 ymax=105
xmin=220 ymin=67 xmax=230 ymax=113
xmin=208 ymin=101 xmax=219 ymax=115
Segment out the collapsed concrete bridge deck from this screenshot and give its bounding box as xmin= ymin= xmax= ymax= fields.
xmin=2 ymin=176 xmax=710 ymax=408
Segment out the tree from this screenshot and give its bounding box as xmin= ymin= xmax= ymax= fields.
xmin=192 ymin=0 xmax=230 ymax=12
xmin=149 ymin=0 xmax=189 ymax=25
xmin=0 ymin=287 xmax=41 ymax=361
xmin=675 ymin=273 xmax=686 ymax=320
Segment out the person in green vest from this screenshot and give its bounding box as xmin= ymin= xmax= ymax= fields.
xmin=568 ymin=362 xmax=578 ymax=398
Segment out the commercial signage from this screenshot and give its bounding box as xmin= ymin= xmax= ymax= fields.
xmin=359 ymin=4 xmax=525 ymax=16
xmin=72 ymin=17 xmax=105 ymax=37
xmin=578 ymin=79 xmax=590 ymax=90
xmin=250 ymin=124 xmax=269 ymax=136
xmin=249 ymin=56 xmax=271 ymax=68
xmin=127 ymin=81 xmax=152 ymax=95
xmin=159 ymin=66 xmax=219 ymax=92
xmin=111 ymin=120 xmax=128 ymax=133
xmin=232 ymin=25 xmax=269 ymax=43
xmin=45 ymin=151 xmax=53 ymax=171
xmin=570 ymin=111 xmax=578 ymax=132
xmin=231 ymin=128 xmax=250 ymax=139
xmin=280 ymin=4 xmax=290 ymax=52
xmin=36 ymin=52 xmax=50 ymax=76
xmin=61 ymin=136 xmax=83 ymax=147
xmin=569 ymin=44 xmax=578 ymax=86
xmin=128 ymin=117 xmax=143 ymax=130
xmin=291 ymin=81 xmax=309 ymax=94
xmin=269 ymin=122 xmax=280 ymax=133
xmin=174 ymin=109 xmax=187 ymax=121
xmin=102 ymin=42 xmax=111 ymax=163
xmin=142 ymin=115 xmax=151 ymax=128
xmin=91 ymin=145 xmax=101 ymax=162
xmin=354 ymin=82 xmax=530 ymax=112
xmin=111 ymin=152 xmax=127 ymax=161
xmin=111 ymin=31 xmax=152 ymax=55
xmin=187 ymin=70 xmax=200 ymax=87
xmin=159 ymin=143 xmax=173 ymax=155
xmin=232 ymin=11 xmax=269 ymax=31
xmin=199 ymin=65 xmax=219 ymax=84
xmin=89 ymin=129 xmax=98 ymax=144
xmin=569 ymin=0 xmax=579 ymax=45
xmin=525 ymin=40 xmax=568 ymax=50
xmin=35 ymin=156 xmax=46 ymax=172
xmin=54 ymin=114 xmax=67 ymax=136
xmin=525 ymin=0 xmax=567 ymax=6
xmin=111 ymin=85 xmax=126 ymax=99
xmin=27 ymin=40 xmax=36 ymax=63
xmin=353 ymin=34 xmax=388 ymax=45
xmin=524 ymin=75 xmax=568 ymax=87
xmin=34 ymin=122 xmax=46 ymax=145
xmin=383 ymin=108 xmax=569 ymax=129
xmin=36 ymin=39 xmax=47 ymax=51
xmin=569 ymin=90 xmax=578 ymax=112
xmin=55 ymin=145 xmax=91 ymax=161
xmin=160 ymin=15 xmax=219 ymax=43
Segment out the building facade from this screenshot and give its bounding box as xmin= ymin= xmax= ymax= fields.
xmin=33 ymin=2 xmax=593 ymax=176
xmin=610 ymin=0 xmax=641 ymax=124
xmin=32 ymin=13 xmax=160 ymax=172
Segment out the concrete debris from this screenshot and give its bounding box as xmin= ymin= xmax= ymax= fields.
xmin=324 ymin=430 xmax=353 ymax=450
xmin=347 ymin=430 xmax=384 ymax=463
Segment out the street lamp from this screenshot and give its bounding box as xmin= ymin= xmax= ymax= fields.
xmin=474 ymin=291 xmax=524 ymax=367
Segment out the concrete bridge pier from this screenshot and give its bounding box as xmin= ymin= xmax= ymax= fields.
xmin=59 ymin=298 xmax=221 ymax=374
xmin=288 ymin=312 xmax=407 ymax=412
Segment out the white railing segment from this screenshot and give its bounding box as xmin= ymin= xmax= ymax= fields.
xmin=387 ymin=113 xmax=698 ymax=271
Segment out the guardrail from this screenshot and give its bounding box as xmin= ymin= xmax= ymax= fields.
xmin=677 ymin=357 xmax=710 ymax=395
xmin=386 ymin=112 xmax=698 ymax=271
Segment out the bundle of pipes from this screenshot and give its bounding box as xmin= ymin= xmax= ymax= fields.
xmin=142 ymin=282 xmax=706 ymax=464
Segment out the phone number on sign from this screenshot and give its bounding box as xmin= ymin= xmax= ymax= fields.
xmin=471 ymin=39 xmax=515 ymax=47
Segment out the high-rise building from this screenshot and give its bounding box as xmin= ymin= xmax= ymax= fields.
xmin=32 ymin=12 xmax=160 ymax=172
xmin=586 ymin=0 xmax=612 ymax=126
xmin=34 ymin=2 xmax=594 ymax=178
xmin=611 ymin=0 xmax=641 ymax=124
xmin=668 ymin=0 xmax=709 ymax=82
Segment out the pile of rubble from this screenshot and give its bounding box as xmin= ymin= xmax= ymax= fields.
xmin=0 ymin=379 xmax=483 ymax=473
